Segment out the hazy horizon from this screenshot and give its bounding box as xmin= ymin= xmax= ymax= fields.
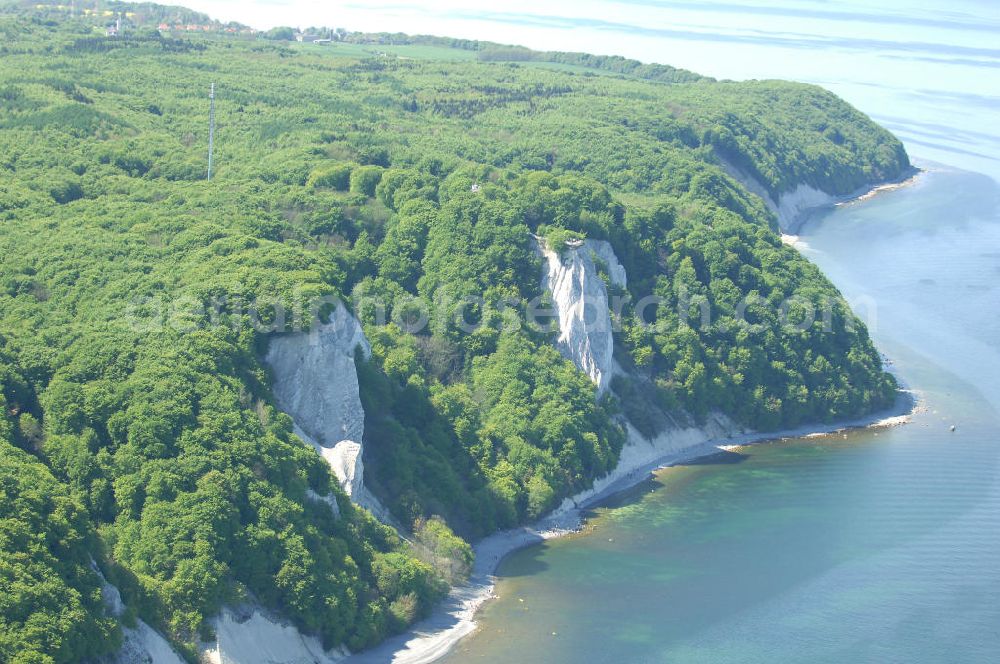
xmin=180 ymin=0 xmax=1000 ymax=181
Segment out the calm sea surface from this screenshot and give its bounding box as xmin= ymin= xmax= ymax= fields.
xmin=427 ymin=1 xmax=1000 ymax=662
xmin=188 ymin=0 xmax=1000 ymax=660
xmin=441 ymin=165 xmax=1000 ymax=663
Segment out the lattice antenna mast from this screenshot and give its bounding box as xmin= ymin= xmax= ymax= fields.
xmin=207 ymin=83 xmax=216 ymax=181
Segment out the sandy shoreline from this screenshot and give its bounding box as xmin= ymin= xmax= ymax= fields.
xmin=347 ymin=392 xmax=915 ymax=664
xmin=782 ymin=169 xmax=922 ymax=247
xmin=781 ymin=167 xmax=922 ymax=235
xmin=346 ymin=170 xmax=922 ymax=664
xmin=836 ymin=169 xmax=922 ymax=207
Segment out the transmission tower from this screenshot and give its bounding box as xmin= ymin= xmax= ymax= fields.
xmin=207 ymin=82 xmax=216 ymax=181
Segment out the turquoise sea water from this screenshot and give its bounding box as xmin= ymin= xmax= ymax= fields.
xmin=187 ymin=1 xmax=1000 ymax=660
xmin=440 ymin=165 xmax=1000 ymax=663
xmin=420 ymin=2 xmax=1000 ymax=662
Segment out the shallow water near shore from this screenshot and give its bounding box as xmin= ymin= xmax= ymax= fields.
xmin=274 ymin=1 xmax=1000 ymax=660
xmin=440 ymin=164 xmax=1000 ymax=663
xmin=414 ymin=1 xmax=1000 ymax=658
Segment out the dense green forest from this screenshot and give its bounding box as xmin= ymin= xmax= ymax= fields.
xmin=0 ymin=1 xmax=907 ymax=660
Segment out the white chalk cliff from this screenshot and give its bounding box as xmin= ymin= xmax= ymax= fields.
xmin=536 ymin=237 xmax=626 ymax=394
xmin=716 ymin=157 xmax=837 ymax=234
xmin=190 ymin=302 xmax=388 ymax=664
xmin=266 ymin=303 xmax=371 ymax=499
xmin=202 ymin=606 xmax=348 ymax=664
xmin=533 ymin=237 xmax=743 ymax=506
xmin=96 ymin=306 xmax=375 ymax=664
xmin=553 ymin=415 xmax=737 ymax=515
xmin=92 ymin=564 xmax=186 ymax=664
xmin=96 ymin=552 xmax=350 ymax=664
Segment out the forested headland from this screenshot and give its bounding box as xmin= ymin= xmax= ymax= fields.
xmin=0 ymin=2 xmax=908 ymax=660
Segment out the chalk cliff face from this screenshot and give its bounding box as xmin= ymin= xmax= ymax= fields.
xmin=93 ymin=565 xmax=186 ymax=664
xmin=266 ymin=303 xmax=371 ymax=498
xmin=189 ymin=303 xmax=378 ymax=664
xmin=202 ymin=607 xmax=348 ymax=664
xmin=536 ymin=237 xmax=627 ymax=394
xmin=716 ymin=157 xmax=837 ymax=234
xmin=534 ymin=236 xmax=742 ymax=502
xmin=552 ymin=415 xmax=737 ymax=514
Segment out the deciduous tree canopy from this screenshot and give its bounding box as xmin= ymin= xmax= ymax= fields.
xmin=0 ymin=2 xmax=904 ymax=659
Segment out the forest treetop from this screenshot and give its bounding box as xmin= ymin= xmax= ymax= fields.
xmin=0 ymin=3 xmax=906 ymax=662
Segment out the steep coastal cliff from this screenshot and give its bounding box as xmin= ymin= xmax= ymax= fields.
xmin=535 ymin=237 xmax=627 ymax=394
xmin=0 ymin=7 xmax=909 ymax=661
xmin=534 ymin=236 xmax=741 ymax=512
xmin=185 ymin=304 xmax=388 ymax=664
xmin=717 ymin=155 xmax=915 ymax=233
xmin=266 ymin=303 xmax=371 ymax=499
